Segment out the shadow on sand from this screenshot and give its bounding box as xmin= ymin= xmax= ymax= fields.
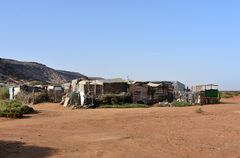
xmin=0 ymin=140 xmax=56 ymax=158
xmin=18 ymin=110 xmax=42 ymax=119
xmin=220 ymin=101 xmax=239 ymax=105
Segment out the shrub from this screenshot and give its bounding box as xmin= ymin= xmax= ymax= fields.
xmin=20 ymin=105 xmax=35 ymax=114
xmin=171 ymin=101 xmax=192 ymax=107
xmin=0 ymin=87 xmax=9 ymax=100
xmin=195 ymin=107 xmax=204 ymax=114
xmin=0 ymin=106 xmax=23 ymax=118
xmin=111 ymin=96 xmax=118 ymax=105
xmin=15 ymin=92 xmax=48 ymax=104
xmin=0 ymin=100 xmax=22 ymax=107
xmin=221 ymin=91 xmax=240 ymax=98
xmin=33 ymin=92 xmax=48 ymax=104
xmin=15 ymin=92 xmax=32 ymax=104
xmin=98 ymin=93 xmax=132 ymax=105
xmin=0 ymin=100 xmax=35 ymax=118
xmin=28 ymin=80 xmax=44 ymax=86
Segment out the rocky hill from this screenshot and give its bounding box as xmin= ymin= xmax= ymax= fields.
xmin=0 ymin=58 xmax=86 ymax=84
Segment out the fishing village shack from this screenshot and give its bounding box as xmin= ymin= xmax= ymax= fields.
xmin=47 ymin=85 xmax=64 ymax=103
xmin=62 ymin=82 xmax=71 ymax=92
xmin=129 ymin=81 xmax=174 ymax=105
xmin=9 ymin=84 xmax=45 ymax=100
xmin=172 ymin=81 xmax=185 ymax=92
xmin=77 ymin=80 xmax=103 ymax=106
xmin=63 ymin=78 xmax=129 ymax=107
xmin=102 ymin=78 xmax=129 ymax=94
xmin=172 ymin=81 xmax=188 ymax=101
xmin=129 ymin=82 xmax=149 ymax=104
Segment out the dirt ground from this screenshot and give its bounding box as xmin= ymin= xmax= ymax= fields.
xmin=1 ymin=97 xmax=240 ymax=158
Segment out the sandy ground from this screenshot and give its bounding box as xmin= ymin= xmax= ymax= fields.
xmin=1 ymin=97 xmax=240 ymax=158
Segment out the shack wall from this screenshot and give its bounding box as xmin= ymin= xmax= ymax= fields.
xmin=103 ymin=82 xmax=128 ymax=94
xmin=129 ymin=83 xmax=149 ymax=104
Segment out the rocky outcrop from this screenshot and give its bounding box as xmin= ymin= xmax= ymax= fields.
xmin=0 ymin=58 xmax=86 ymax=84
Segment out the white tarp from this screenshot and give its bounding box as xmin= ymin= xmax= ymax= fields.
xmin=147 ymin=82 xmax=160 ymax=87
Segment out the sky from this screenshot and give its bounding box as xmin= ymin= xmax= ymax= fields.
xmin=0 ymin=0 xmax=240 ymax=90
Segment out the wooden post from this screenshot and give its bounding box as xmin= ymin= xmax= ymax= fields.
xmin=32 ymin=86 xmax=35 ymax=105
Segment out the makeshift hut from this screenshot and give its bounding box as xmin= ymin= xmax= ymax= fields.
xmin=102 ymin=78 xmax=129 ymax=94
xmin=129 ymin=82 xmax=149 ymax=104
xmin=129 ymin=81 xmax=174 ymax=105
xmin=78 ymin=80 xmax=103 ymax=106
xmin=63 ymin=78 xmax=130 ymax=107
xmin=47 ymin=85 xmax=64 ymax=103
xmin=147 ymin=82 xmax=172 ymax=104
xmin=9 ymin=84 xmax=45 ymax=100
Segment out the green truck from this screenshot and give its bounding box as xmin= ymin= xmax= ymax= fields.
xmin=193 ymin=84 xmax=221 ymax=105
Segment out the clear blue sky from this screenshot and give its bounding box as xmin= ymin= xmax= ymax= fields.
xmin=0 ymin=0 xmax=240 ymax=90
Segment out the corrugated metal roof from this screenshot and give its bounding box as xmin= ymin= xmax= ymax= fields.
xmin=101 ymin=78 xmax=128 ymax=83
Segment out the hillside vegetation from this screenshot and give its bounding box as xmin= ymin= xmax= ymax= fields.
xmin=221 ymin=91 xmax=240 ymax=98
xmin=0 ymin=100 xmax=34 ymax=118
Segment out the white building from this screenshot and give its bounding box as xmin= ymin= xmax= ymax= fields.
xmin=172 ymin=81 xmax=185 ymax=92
